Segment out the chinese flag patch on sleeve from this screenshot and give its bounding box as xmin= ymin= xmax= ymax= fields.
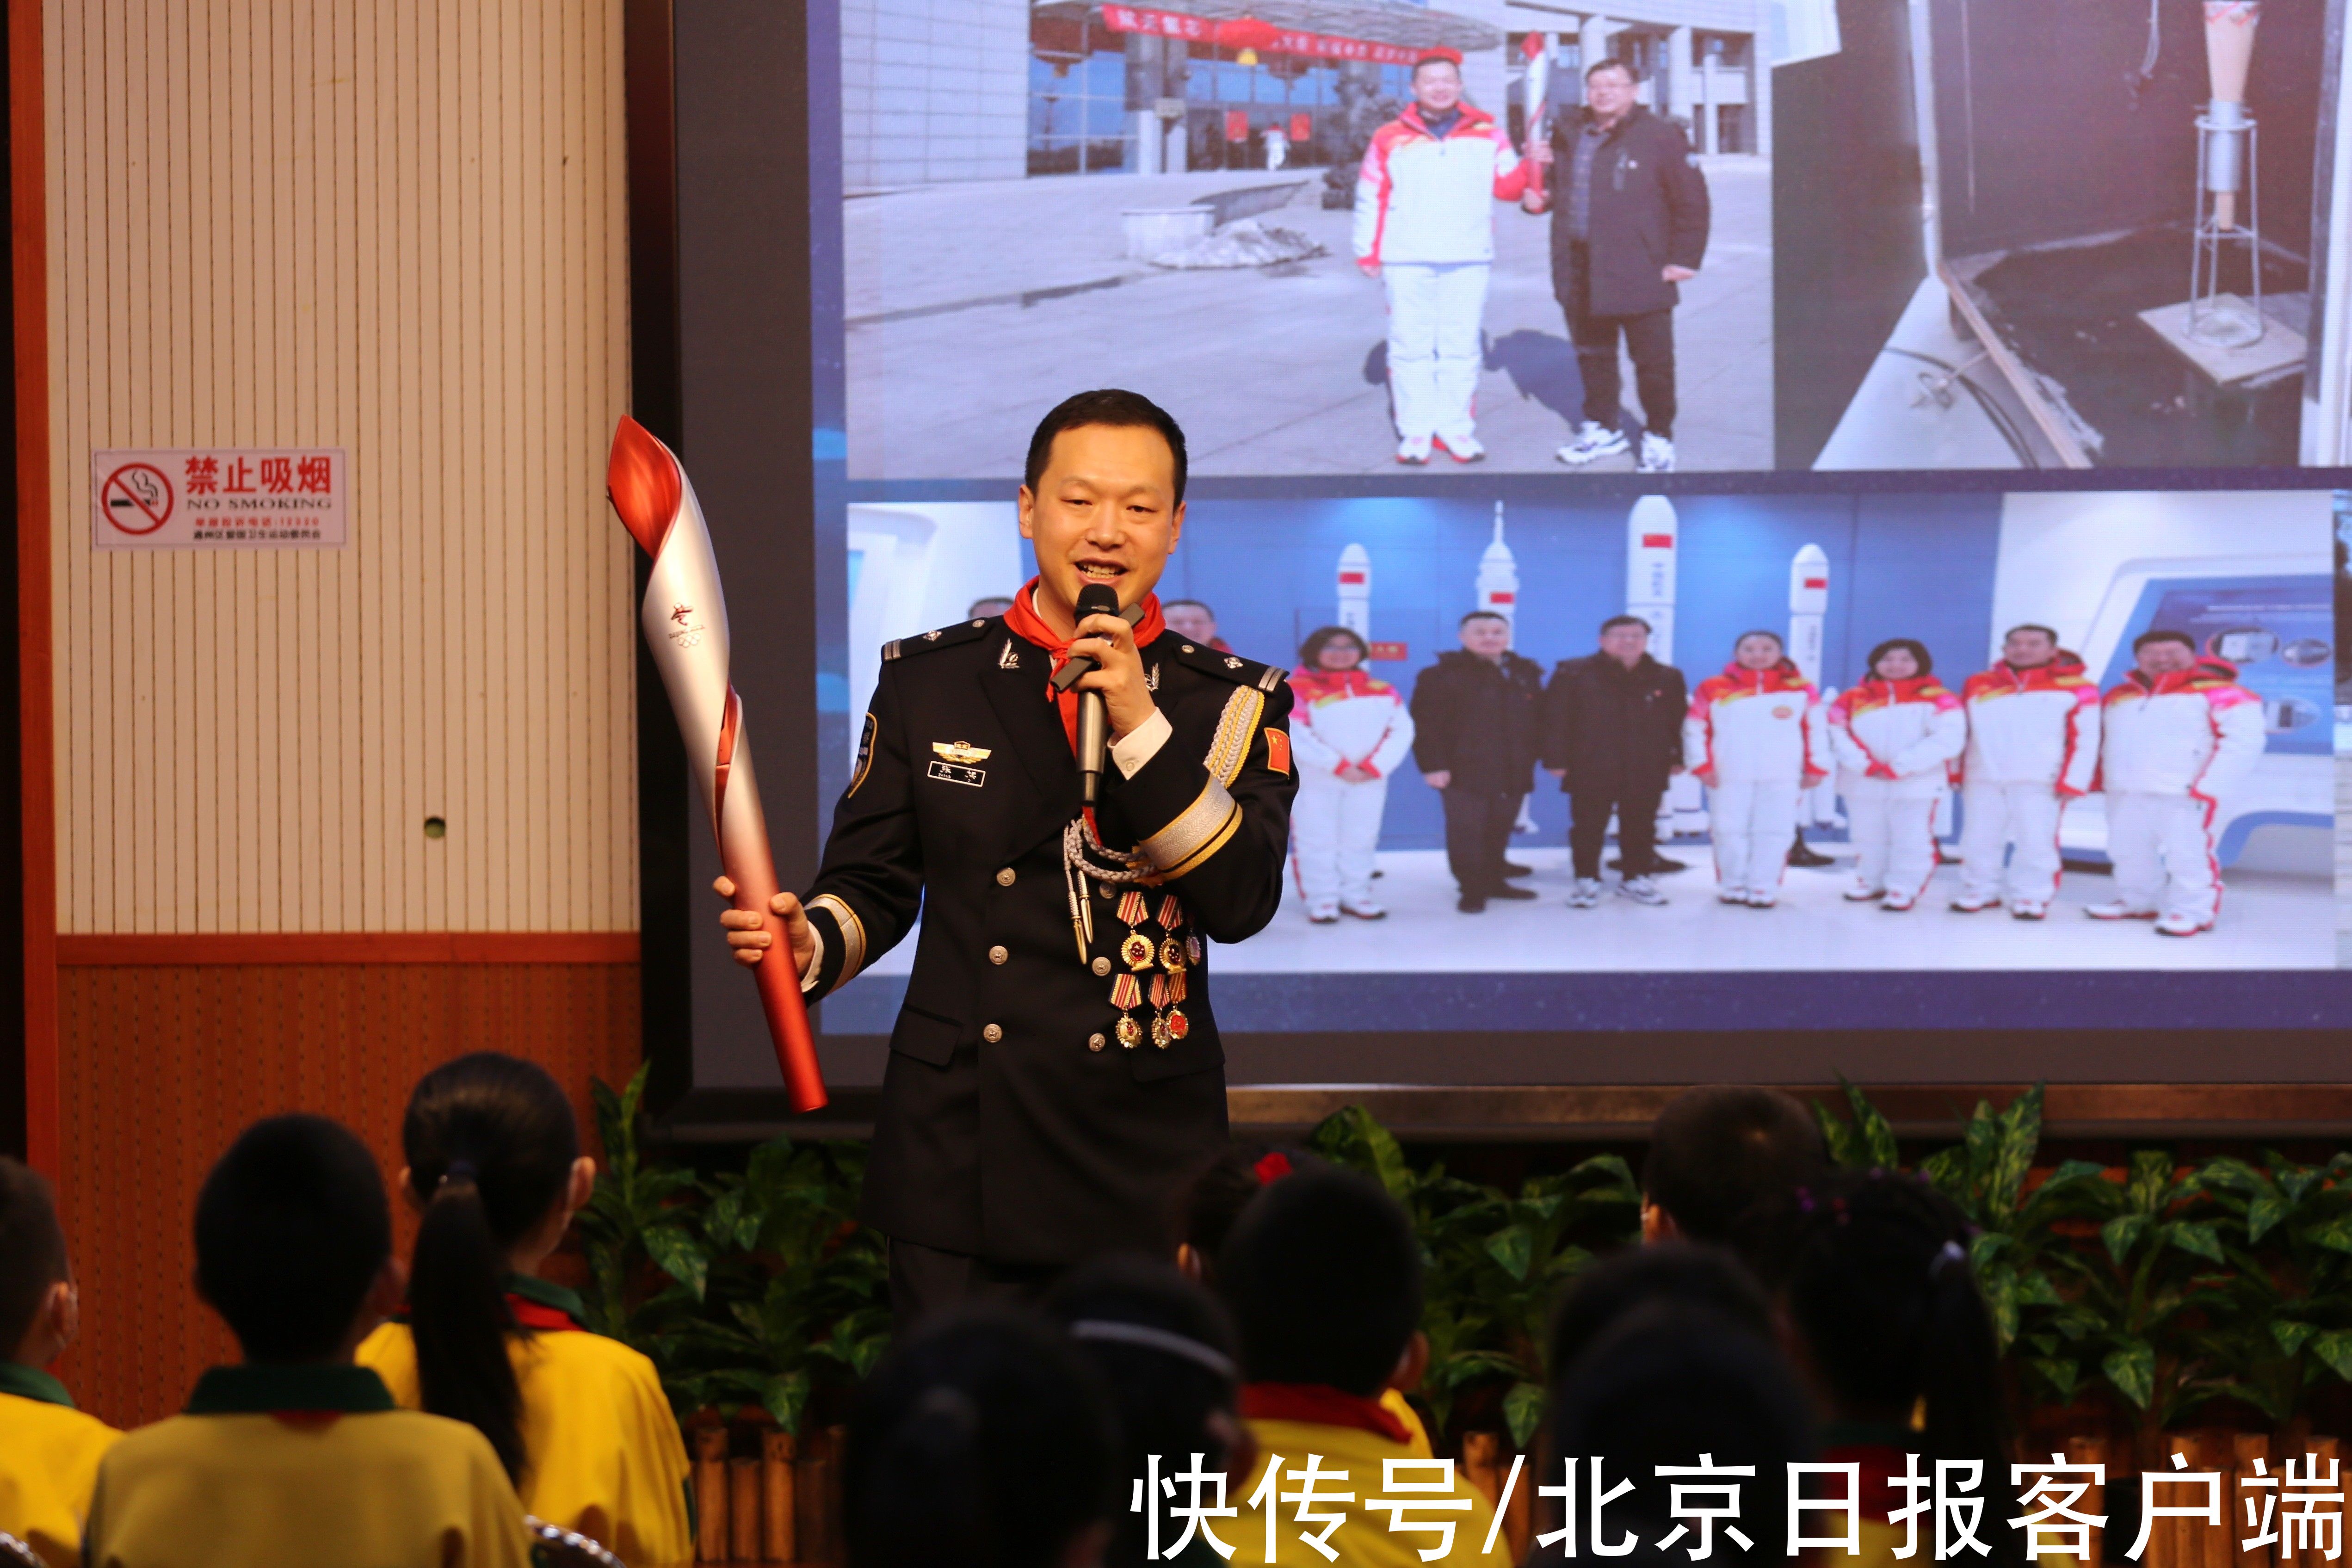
xmin=1264 ymin=728 xmax=1291 ymax=775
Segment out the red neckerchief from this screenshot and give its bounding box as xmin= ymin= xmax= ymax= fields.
xmin=1000 ymin=577 xmax=1167 ymax=753
xmin=1819 ymin=1442 xmax=1910 ymax=1525
xmin=1241 ymin=1382 xmax=1412 ymax=1445
xmin=2121 ymin=656 xmax=2241 ymax=699
xmin=389 ymin=1292 xmax=584 ymax=1333
xmin=1289 ymin=667 xmax=1391 ymax=705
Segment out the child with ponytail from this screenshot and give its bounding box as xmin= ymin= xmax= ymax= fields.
xmin=358 ymin=1053 xmax=693 ymax=1568
xmin=1780 ymin=1170 xmax=2024 ymax=1568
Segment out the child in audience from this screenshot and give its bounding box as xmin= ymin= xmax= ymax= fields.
xmin=1219 ymin=1167 xmax=1507 ymax=1567
xmin=1641 ymin=1085 xmax=1827 ymax=1282
xmin=845 ymin=1305 xmax=1117 ymax=1568
xmin=1548 ymin=1240 xmax=1772 ymax=1375
xmin=358 ymin=1052 xmax=692 ymax=1568
xmin=1780 ymin=1171 xmax=2021 ymax=1568
xmin=1049 ymin=1256 xmax=1253 ymax=1568
xmin=0 ymin=1158 xmax=120 ymax=1568
xmin=83 ymin=1114 xmax=531 ymax=1567
xmin=1173 ymin=1144 xmax=1432 ymax=1454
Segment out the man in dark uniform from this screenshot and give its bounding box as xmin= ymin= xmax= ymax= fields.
xmin=1408 ymin=611 xmax=1544 ymax=913
xmin=717 ymin=390 xmax=1296 ymax=1322
xmin=1541 ymin=614 xmax=1687 ymax=908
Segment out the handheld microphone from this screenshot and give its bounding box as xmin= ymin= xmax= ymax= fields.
xmin=1054 ymin=582 xmax=1128 ymax=806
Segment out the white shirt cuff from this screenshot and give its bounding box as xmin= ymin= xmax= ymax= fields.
xmin=800 ymin=923 xmax=826 ymax=994
xmin=1111 ymin=709 xmax=1173 ymax=778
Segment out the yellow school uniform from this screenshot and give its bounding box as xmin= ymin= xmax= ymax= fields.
xmin=0 ymin=1362 xmax=121 ymax=1568
xmin=1380 ymin=1388 xmax=1433 ymax=1457
xmin=358 ymin=1274 xmax=694 ymax=1568
xmin=1237 ymin=1387 xmax=1512 ymax=1568
xmin=83 ymin=1364 xmax=531 ymax=1568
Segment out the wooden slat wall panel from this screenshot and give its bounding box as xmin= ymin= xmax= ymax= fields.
xmin=42 ymin=0 xmax=636 ymax=935
xmin=53 ymin=961 xmax=642 ymax=1429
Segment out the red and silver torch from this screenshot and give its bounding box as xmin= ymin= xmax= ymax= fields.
xmin=1522 ymin=32 xmax=1553 ymax=200
xmin=608 ymin=416 xmax=828 ymax=1113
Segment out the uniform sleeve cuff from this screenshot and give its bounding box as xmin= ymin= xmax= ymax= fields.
xmin=799 ymin=922 xmax=828 ymax=995
xmin=804 ymin=895 xmax=867 ymax=996
xmin=1111 ymin=708 xmax=1173 ymax=778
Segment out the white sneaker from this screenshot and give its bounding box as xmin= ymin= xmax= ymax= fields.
xmin=1636 ymin=431 xmax=1677 ymax=473
xmin=1434 ymin=432 xmax=1486 ymax=463
xmin=1717 ymin=888 xmax=1748 ymax=906
xmin=2008 ymin=900 xmax=2048 ymax=920
xmin=1948 ymin=893 xmax=2000 ymax=913
xmin=1744 ymin=888 xmax=1778 ymax=908
xmin=2155 ymin=912 xmax=2212 ymax=937
xmin=1567 ymin=877 xmax=1605 ymax=908
xmin=1881 ymin=891 xmax=1917 ymax=912
xmin=1617 ymin=875 xmax=1667 ymax=906
xmin=1340 ymin=901 xmax=1387 ymax=920
xmin=1556 ymin=421 xmax=1630 ymax=465
xmin=1844 ymin=881 xmax=1884 ymax=902
xmin=1307 ymin=903 xmax=1340 ymax=925
xmin=2085 ymin=900 xmax=2158 ymax=921
xmin=1395 ymin=434 xmax=1432 ymax=464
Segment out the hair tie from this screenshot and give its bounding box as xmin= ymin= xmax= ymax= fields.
xmin=1930 ymin=1240 xmax=1967 ymax=1277
xmin=1070 ymin=1319 xmax=1237 ymax=1380
xmin=439 ymin=1159 xmax=478 ymax=1187
xmin=1252 ymin=1151 xmax=1293 ymax=1185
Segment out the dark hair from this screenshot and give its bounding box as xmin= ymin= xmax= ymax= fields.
xmin=1783 ymin=1173 xmax=2020 ymax=1566
xmin=967 ymin=597 xmax=1016 ymax=620
xmin=1297 ymin=625 xmax=1369 ymax=669
xmin=195 ymin=1115 xmax=391 ymax=1363
xmin=1217 ymin=1167 xmax=1419 ymax=1396
xmin=1048 ymin=1258 xmax=1240 ymax=1568
xmin=2134 ymin=628 xmax=2196 ymax=652
xmin=2004 ymin=624 xmax=2059 ymax=646
xmin=1164 ymin=599 xmax=1215 ymax=619
xmin=400 ymin=1053 xmax=581 ymax=1480
xmin=1644 ymin=1087 xmax=1827 ymax=1259
xmin=846 ymin=1306 xmax=1116 ymax=1568
xmin=1600 ymin=614 xmax=1651 ymax=636
xmin=1171 ymin=1143 xmax=1325 ymax=1281
xmin=1733 ymin=628 xmax=1784 ymax=652
xmin=0 ymin=1158 xmax=68 ymax=1358
xmin=1460 ymin=610 xmax=1508 ymax=628
xmin=1549 ymin=1241 xmax=1771 ymax=1379
xmin=1022 ymin=389 xmax=1188 ymax=506
xmin=1585 ymin=57 xmax=1639 ymax=84
xmin=1550 ymin=1302 xmax=1812 ymax=1559
xmin=1865 ymin=638 xmax=1934 ymax=678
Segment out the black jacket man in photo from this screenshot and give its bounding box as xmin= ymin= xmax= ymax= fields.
xmin=1541 ymin=615 xmax=1688 ymax=907
xmin=718 ymin=391 xmax=1296 ymax=1322
xmin=1409 ymin=612 xmax=1545 ymax=912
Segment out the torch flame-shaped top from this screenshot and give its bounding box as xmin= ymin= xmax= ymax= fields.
xmin=608 ymin=415 xmax=683 ymax=558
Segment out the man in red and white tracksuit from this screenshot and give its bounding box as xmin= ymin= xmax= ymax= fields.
xmin=1684 ymin=631 xmax=1827 ymax=907
xmin=1824 ymin=639 xmax=1967 ymax=912
xmin=1353 ymin=49 xmax=1530 ymax=466
xmin=2090 ymin=630 xmax=2267 ymax=936
xmin=1288 ymin=628 xmax=1416 ymax=923
xmin=1953 ymin=625 xmax=2100 ymax=919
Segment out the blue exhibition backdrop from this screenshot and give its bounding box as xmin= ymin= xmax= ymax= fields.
xmin=1153 ymin=490 xmax=2004 ymax=851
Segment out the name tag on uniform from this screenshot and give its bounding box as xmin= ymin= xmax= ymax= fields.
xmin=928 ymin=759 xmax=986 ymax=787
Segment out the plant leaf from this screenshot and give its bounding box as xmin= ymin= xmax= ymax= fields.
xmin=2311 ymin=1331 xmax=2352 ymax=1383
xmin=2167 ymin=1222 xmax=2226 ymax=1264
xmin=1504 ymin=1381 xmax=1546 ymax=1450
xmin=2102 ymin=1214 xmax=2150 ymax=1267
xmin=2273 ymin=1320 xmax=2319 ymax=1357
xmin=644 ymin=1222 xmax=710 ymax=1301
xmin=2031 ymin=1358 xmax=2080 ymax=1405
xmin=2102 ymin=1340 xmax=2156 ymax=1408
xmin=1485 ymin=1225 xmax=1533 ymax=1283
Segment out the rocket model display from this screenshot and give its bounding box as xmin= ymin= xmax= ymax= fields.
xmin=1479 ymin=502 xmax=1520 ymax=642
xmin=1338 ymin=543 xmax=1371 ymax=638
xmin=2204 ymin=1 xmax=2259 ymax=231
xmin=1788 ymin=545 xmax=1839 ymax=829
xmin=1626 ymin=494 xmax=1678 ymax=663
xmin=607 ymin=417 xmax=827 ymax=1114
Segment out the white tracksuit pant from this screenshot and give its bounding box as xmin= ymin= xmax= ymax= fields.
xmin=1843 ymin=778 xmax=1940 ymax=900
xmin=1710 ymin=779 xmax=1799 ymax=895
xmin=1293 ymin=772 xmax=1389 ymax=911
xmin=2105 ymin=791 xmax=2222 ymax=924
xmin=1384 ymin=262 xmax=1489 ymax=441
xmin=1958 ymin=780 xmax=2066 ymax=904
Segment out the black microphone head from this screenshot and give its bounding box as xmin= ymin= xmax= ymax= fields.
xmin=1075 ymin=582 xmax=1120 ymax=620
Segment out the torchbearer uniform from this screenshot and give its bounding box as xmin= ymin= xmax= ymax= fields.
xmin=1288 ymin=667 xmax=1414 ymax=918
xmin=800 ymin=584 xmax=1296 ymax=1301
xmin=2093 ymin=656 xmax=2266 ymax=933
xmin=83 ymin=1364 xmax=532 ymax=1568
xmin=0 ymin=1363 xmax=121 ymax=1568
xmin=1683 ymin=659 xmax=1825 ymax=903
xmin=1956 ymin=654 xmax=2100 ymax=913
xmin=1826 ymin=675 xmax=1966 ymax=907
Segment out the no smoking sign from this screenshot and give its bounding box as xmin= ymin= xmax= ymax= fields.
xmin=90 ymin=447 xmax=347 ymax=550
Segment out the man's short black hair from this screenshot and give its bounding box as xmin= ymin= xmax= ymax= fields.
xmin=2133 ymin=628 xmax=2197 ymax=653
xmin=1585 ymin=57 xmax=1640 ymax=85
xmin=1643 ymin=1086 xmax=1826 ymax=1247
xmin=1600 ymin=614 xmax=1651 ymax=636
xmin=1164 ymin=598 xmax=1215 ymax=619
xmin=1022 ymin=389 xmax=1188 ymax=506
xmin=1460 ymin=610 xmax=1508 ymax=628
xmin=2004 ymin=624 xmax=2059 ymax=646
xmin=1217 ymin=1167 xmax=1420 ymax=1396
xmin=195 ymin=1114 xmax=392 ymax=1363
xmin=0 ymin=1158 xmax=68 ymax=1358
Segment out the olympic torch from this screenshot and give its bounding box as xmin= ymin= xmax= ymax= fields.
xmin=1522 ymin=32 xmax=1553 ymax=200
xmin=2204 ymin=1 xmax=2259 ymax=231
xmin=607 ymin=417 xmax=828 ymax=1113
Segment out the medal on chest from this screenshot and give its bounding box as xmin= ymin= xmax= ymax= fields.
xmin=1105 ymin=890 xmax=1191 ymax=1049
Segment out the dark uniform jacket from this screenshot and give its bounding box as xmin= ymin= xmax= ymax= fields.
xmin=801 ymin=613 xmax=1297 ymax=1266
xmin=1540 ymin=652 xmax=1688 ymax=793
xmin=1548 ymin=104 xmax=1711 ymax=318
xmin=1407 ymin=649 xmax=1546 ymax=793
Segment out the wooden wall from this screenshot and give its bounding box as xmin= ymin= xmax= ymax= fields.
xmin=20 ymin=0 xmax=647 ymax=1427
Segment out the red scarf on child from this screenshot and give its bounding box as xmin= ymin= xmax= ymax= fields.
xmin=1000 ymin=577 xmax=1167 ymax=753
xmin=1240 ymin=1382 xmax=1413 ymax=1444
